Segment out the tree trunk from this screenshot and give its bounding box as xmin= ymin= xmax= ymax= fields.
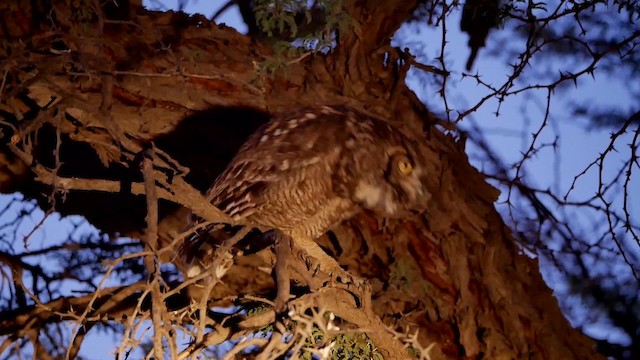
xmin=0 ymin=1 xmax=601 ymax=358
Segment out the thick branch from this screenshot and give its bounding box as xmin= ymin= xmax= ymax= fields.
xmin=342 ymin=0 xmax=421 ymax=50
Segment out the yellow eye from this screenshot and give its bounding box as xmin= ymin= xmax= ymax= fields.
xmin=397 ymin=159 xmax=413 ymax=175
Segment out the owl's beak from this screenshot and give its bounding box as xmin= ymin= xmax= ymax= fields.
xmin=412 ymin=188 xmax=431 ymax=214
xmin=410 ymin=209 xmax=423 ymax=216
xmin=410 ymin=200 xmax=428 ymax=215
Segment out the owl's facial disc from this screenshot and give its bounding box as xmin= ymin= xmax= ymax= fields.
xmin=352 ymin=147 xmax=430 ymax=218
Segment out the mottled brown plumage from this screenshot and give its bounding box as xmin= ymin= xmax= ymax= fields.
xmin=186 ymin=105 xmax=431 ymax=280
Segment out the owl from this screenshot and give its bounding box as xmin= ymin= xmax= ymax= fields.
xmin=184 ymin=105 xmax=431 ymax=281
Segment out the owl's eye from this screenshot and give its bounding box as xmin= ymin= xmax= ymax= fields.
xmin=397 ymin=159 xmax=413 ymax=175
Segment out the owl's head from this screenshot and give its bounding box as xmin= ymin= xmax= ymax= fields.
xmin=349 ymin=137 xmax=431 ymax=219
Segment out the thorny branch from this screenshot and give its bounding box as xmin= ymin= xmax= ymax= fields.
xmin=397 ymin=1 xmax=640 ymax=355
xmin=141 ymin=149 xmax=169 ymax=360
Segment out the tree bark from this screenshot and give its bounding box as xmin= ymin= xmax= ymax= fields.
xmin=0 ymin=1 xmax=602 ymax=358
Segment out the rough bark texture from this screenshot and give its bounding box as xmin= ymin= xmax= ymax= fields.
xmin=0 ymin=1 xmax=602 ymax=359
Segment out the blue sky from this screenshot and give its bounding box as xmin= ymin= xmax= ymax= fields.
xmin=1 ymin=1 xmax=638 ymax=358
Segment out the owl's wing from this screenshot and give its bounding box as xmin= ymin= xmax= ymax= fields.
xmin=209 ymin=166 xmax=270 ymax=221
xmin=206 ymin=107 xmax=356 ymax=221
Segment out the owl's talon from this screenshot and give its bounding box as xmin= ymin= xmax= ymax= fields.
xmin=325 ymin=271 xmax=372 ymax=310
xmin=273 ymin=293 xmax=292 ymax=314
